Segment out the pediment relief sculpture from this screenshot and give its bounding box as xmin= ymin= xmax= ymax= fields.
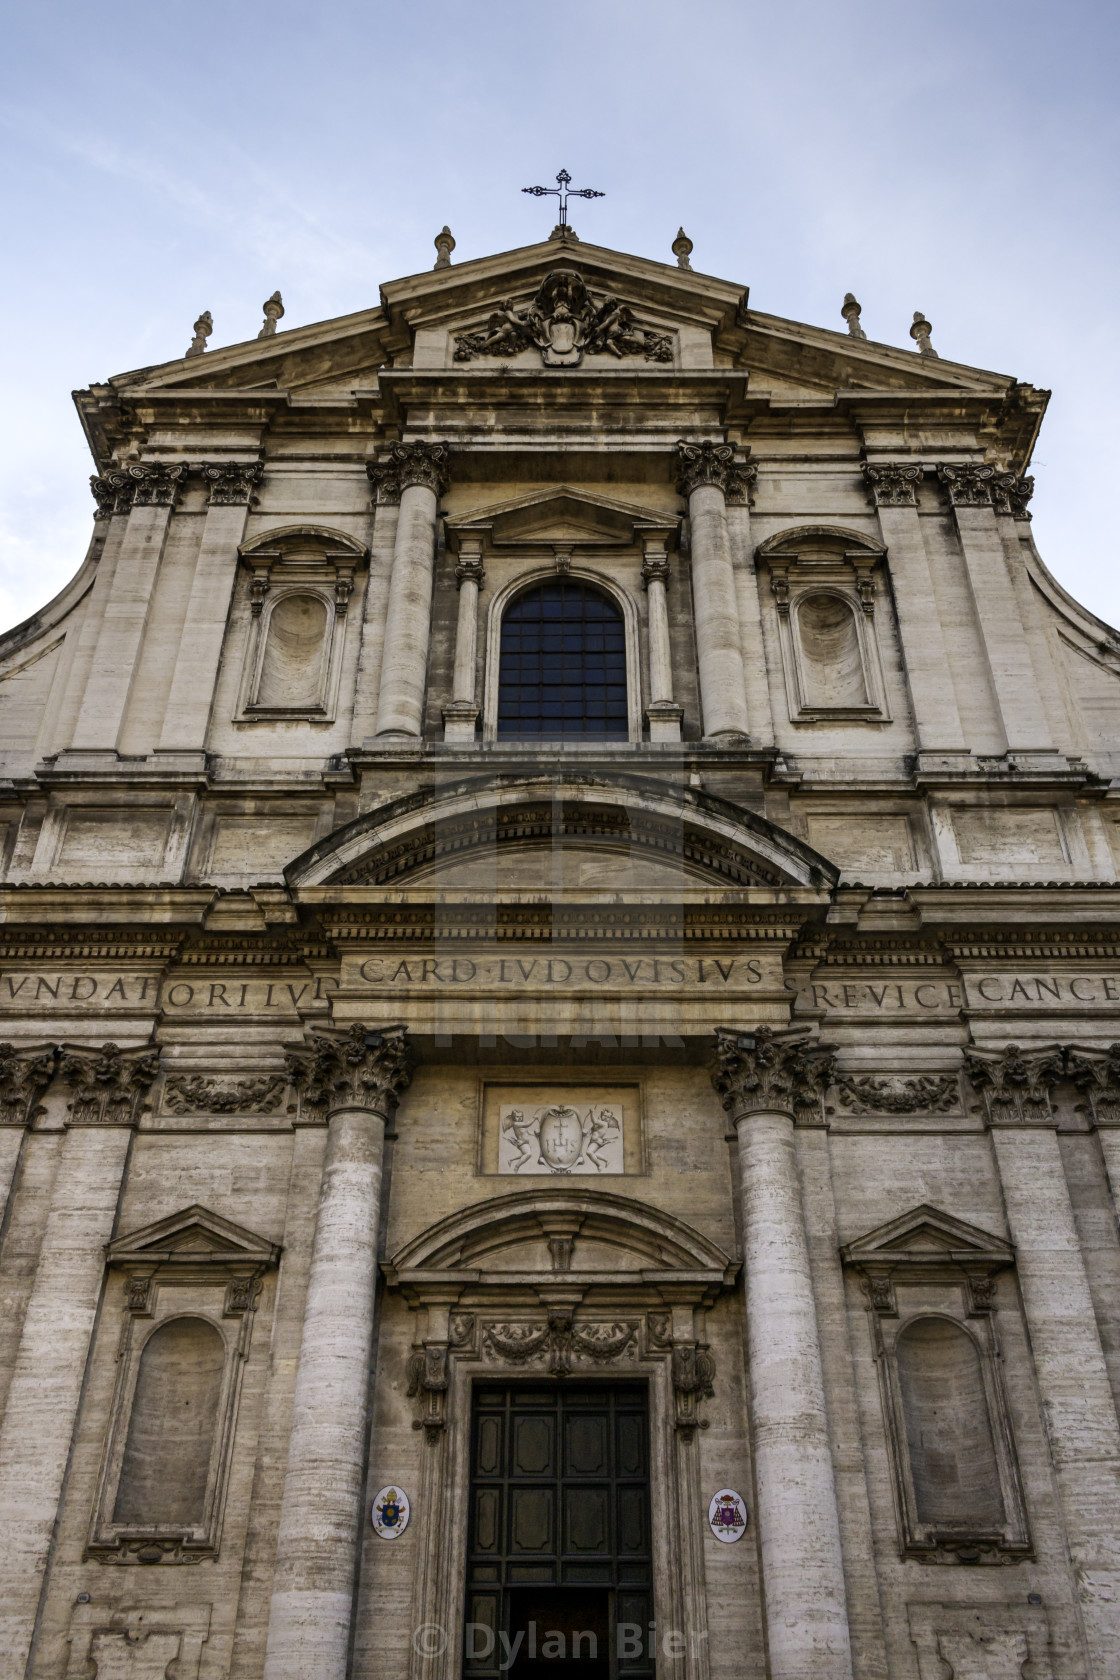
xmin=453 ymin=268 xmax=674 ymax=367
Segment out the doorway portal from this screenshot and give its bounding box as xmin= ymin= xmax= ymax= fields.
xmin=465 ymin=1383 xmax=654 ymax=1679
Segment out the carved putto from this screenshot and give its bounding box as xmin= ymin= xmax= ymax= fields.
xmin=500 ymin=1102 xmax=622 ymax=1174
xmin=453 ymin=268 xmax=673 ymax=368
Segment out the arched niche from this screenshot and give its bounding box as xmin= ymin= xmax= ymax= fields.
xmin=755 ymin=524 xmax=890 ymax=722
xmin=234 ymin=524 xmax=367 ymax=722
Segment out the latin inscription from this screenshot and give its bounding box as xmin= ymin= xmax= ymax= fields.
xmin=3 ymin=965 xmax=1120 ymax=1014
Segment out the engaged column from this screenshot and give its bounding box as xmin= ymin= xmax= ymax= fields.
xmin=712 ymin=1027 xmax=854 ymax=1680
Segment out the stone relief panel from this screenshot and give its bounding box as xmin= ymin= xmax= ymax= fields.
xmin=64 ymin=1604 xmax=211 ymax=1680
xmin=478 ymin=1082 xmax=642 ymax=1175
xmin=907 ymin=1601 xmax=1053 ymax=1680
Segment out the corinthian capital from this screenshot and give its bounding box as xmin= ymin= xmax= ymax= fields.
xmin=59 ymin=1041 xmax=160 ymax=1128
xmin=200 ymin=460 xmax=264 ymax=506
xmin=711 ymin=1026 xmax=835 ymax=1123
xmin=862 ymin=463 xmax=923 ymax=508
xmin=367 ymin=442 xmax=451 ymax=504
xmin=287 ymin=1023 xmax=411 ymax=1122
xmin=990 ymin=472 xmax=1034 ymax=520
xmin=675 ymin=439 xmax=753 ymax=502
xmin=0 ymin=1042 xmax=57 ymax=1127
xmin=1067 ymin=1043 xmax=1120 ymax=1124
xmin=936 ymin=463 xmax=996 ymax=508
xmin=962 ymin=1042 xmax=1065 ymax=1125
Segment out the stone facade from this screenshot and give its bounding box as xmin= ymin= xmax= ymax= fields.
xmin=0 ymin=230 xmax=1119 ymax=1679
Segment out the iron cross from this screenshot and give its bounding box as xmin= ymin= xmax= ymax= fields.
xmin=522 ymin=168 xmax=604 ymax=231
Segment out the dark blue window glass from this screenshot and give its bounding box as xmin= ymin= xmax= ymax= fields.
xmin=497 ymin=582 xmax=628 ymax=738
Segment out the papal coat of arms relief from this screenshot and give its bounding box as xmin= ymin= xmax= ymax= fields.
xmin=454 ymin=268 xmax=673 ymax=368
xmin=499 ymin=1102 xmax=624 ymax=1174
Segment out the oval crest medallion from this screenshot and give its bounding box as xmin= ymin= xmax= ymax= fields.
xmin=707 ymin=1488 xmax=748 ymax=1542
xmin=371 ymin=1485 xmax=410 ymax=1539
xmin=537 ymin=1106 xmax=585 ymax=1171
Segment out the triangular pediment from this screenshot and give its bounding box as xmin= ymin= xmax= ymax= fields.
xmin=106 ymin=1203 xmax=281 ymax=1267
xmin=447 ymin=486 xmax=677 ymax=550
xmin=841 ymin=1204 xmax=1014 ymax=1268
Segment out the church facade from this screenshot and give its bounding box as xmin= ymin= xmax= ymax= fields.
xmin=0 ymin=227 xmax=1119 ymax=1680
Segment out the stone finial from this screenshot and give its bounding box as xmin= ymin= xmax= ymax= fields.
xmin=287 ymin=1023 xmax=412 ymax=1122
xmin=548 ymin=223 xmax=579 ymax=242
xmin=711 ymin=1026 xmax=835 ymax=1122
xmin=58 ymin=1042 xmax=160 ymax=1128
xmin=910 ymin=311 xmax=938 ymax=358
xmin=841 ymin=293 xmax=866 ymax=339
xmin=185 ymin=311 xmax=212 ymax=358
xmin=258 ymin=291 xmax=285 ymax=339
xmin=672 ymin=228 xmax=694 ymax=271
xmin=433 ymin=226 xmax=456 ymax=270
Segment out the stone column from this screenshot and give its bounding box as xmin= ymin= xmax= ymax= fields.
xmin=967 ymin=1044 xmax=1120 ymax=1680
xmin=372 ymin=444 xmax=450 ymax=738
xmin=676 ymin=441 xmax=750 ymax=739
xmin=68 ymin=464 xmax=189 ymax=754
xmin=712 ymin=1028 xmax=854 ymax=1680
xmin=937 ymin=465 xmax=1056 ymax=760
xmin=0 ymin=1043 xmax=56 ymax=1219
xmin=157 ymin=461 xmax=264 ymax=759
xmin=862 ymin=464 xmax=967 ymax=769
xmin=640 ymin=533 xmax=683 ymax=743
xmin=264 ymin=1024 xmax=412 ymax=1680
xmin=443 ymin=540 xmax=484 ymax=742
xmin=0 ymin=1042 xmax=158 ymax=1675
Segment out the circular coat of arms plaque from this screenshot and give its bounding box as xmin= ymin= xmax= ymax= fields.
xmin=371 ymin=1485 xmax=410 ymax=1539
xmin=707 ymin=1488 xmax=748 ymax=1542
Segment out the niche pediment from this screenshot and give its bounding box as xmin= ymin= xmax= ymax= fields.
xmin=841 ymin=1204 xmax=1014 ymax=1275
xmin=106 ymin=1204 xmax=281 ymax=1270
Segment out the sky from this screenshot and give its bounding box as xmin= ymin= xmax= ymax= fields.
xmin=0 ymin=0 xmax=1117 ymax=634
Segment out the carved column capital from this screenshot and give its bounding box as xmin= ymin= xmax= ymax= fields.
xmin=936 ymin=463 xmax=997 ymax=507
xmin=199 ymin=460 xmax=264 ymax=506
xmin=1066 ymin=1044 xmax=1120 ymax=1124
xmin=862 ymin=462 xmax=923 ymax=507
xmin=963 ymin=1042 xmax=1066 ymax=1126
xmin=287 ymin=1022 xmax=411 ymax=1122
xmin=58 ymin=1041 xmax=160 ymax=1128
xmin=455 ymin=553 xmax=485 ymax=590
xmin=711 ymin=1026 xmax=835 ymax=1124
xmin=676 ymin=439 xmax=747 ymax=500
xmin=990 ymin=471 xmax=1034 ymax=520
xmin=641 ymin=552 xmax=671 ymax=589
xmin=0 ymin=1042 xmax=57 ymax=1127
xmin=367 ymin=442 xmax=450 ymax=504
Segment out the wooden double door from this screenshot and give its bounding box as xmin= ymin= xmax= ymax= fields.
xmin=465 ymin=1383 xmax=655 ymax=1680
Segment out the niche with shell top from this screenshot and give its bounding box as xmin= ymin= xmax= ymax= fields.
xmin=234 ymin=525 xmax=367 ymax=722
xmin=757 ymin=524 xmax=891 ymax=722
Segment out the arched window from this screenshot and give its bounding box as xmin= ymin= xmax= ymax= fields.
xmin=896 ymin=1316 xmax=1005 ymax=1529
xmin=497 ymin=582 xmax=627 ymax=738
xmin=113 ymin=1317 xmax=225 ymax=1527
xmin=796 ymin=592 xmax=869 ymax=707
